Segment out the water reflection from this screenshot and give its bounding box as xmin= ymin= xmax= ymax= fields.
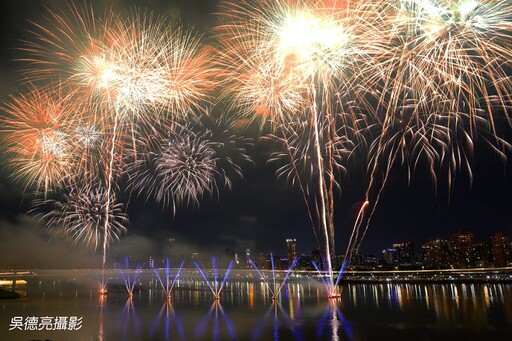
xmin=2 ymin=272 xmax=512 ymax=341
xmin=317 ymin=300 xmax=354 ymax=341
xmin=119 ymin=297 xmax=141 ymax=340
xmin=344 ymin=282 xmax=512 ymax=329
xmin=251 ymin=301 xmax=304 ymax=341
xmin=195 ymin=301 xmax=236 ymax=341
xmin=97 ymin=292 xmax=106 ymax=341
xmin=149 ymin=301 xmax=185 ymax=341
xmin=130 ymin=282 xmax=511 ymax=339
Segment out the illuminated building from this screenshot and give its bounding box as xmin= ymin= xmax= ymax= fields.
xmin=491 ymin=233 xmax=511 ymax=267
xmin=392 ymin=242 xmax=415 ymax=265
xmin=422 ymin=238 xmax=450 ymax=269
xmin=286 ymin=238 xmax=298 ymax=261
xmin=382 ymin=248 xmax=397 ymax=266
xmin=449 ymin=231 xmax=476 ymax=268
xmin=473 ymin=242 xmax=492 ymax=268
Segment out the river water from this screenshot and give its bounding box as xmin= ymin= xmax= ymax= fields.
xmin=1 ymin=269 xmax=511 ymax=340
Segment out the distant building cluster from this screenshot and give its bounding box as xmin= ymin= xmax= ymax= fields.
xmin=244 ymin=231 xmax=512 ymax=271
xmin=106 ymin=232 xmax=512 ymax=271
xmin=421 ymin=231 xmax=512 ymax=269
xmin=356 ymin=231 xmax=512 ymax=270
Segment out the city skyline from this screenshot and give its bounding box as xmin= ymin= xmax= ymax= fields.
xmin=3 ymin=225 xmax=511 ymax=270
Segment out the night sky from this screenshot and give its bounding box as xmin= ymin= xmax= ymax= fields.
xmin=0 ymin=0 xmax=511 ymax=267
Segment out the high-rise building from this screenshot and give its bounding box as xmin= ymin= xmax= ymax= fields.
xmin=473 ymin=242 xmax=492 ymax=268
xmin=364 ymin=255 xmax=379 ymax=268
xmin=167 ymin=238 xmax=177 ymax=265
xmin=245 ymin=248 xmax=252 ymax=268
xmin=382 ymin=248 xmax=397 ymax=265
xmin=312 ymin=248 xmax=323 ymax=269
xmin=392 ymin=242 xmax=415 ymax=265
xmin=491 ymin=233 xmax=511 ymax=267
xmin=286 ymin=238 xmax=298 ymax=261
xmin=449 ymin=231 xmax=476 ymax=268
xmin=422 ymin=238 xmax=450 ymax=269
xmin=348 ymin=248 xmax=363 ymax=266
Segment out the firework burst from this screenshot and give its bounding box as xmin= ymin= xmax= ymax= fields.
xmin=36 ymin=185 xmax=128 ymax=251
xmin=82 ymin=11 xmax=215 ymax=121
xmin=22 ymin=3 xmax=216 ymax=132
xmin=342 ymin=0 xmax=512 ymax=261
xmin=216 ymin=0 xmax=385 ymax=122
xmin=130 ymin=126 xmax=218 ymax=210
xmin=6 ymin=3 xmax=219 ymax=261
xmin=370 ymin=0 xmax=512 ymax=166
xmin=127 ymin=118 xmax=252 ymax=212
xmin=0 ymin=84 xmax=82 ymax=192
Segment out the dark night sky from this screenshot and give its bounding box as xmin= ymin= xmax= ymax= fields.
xmin=0 ymin=0 xmax=511 ymax=266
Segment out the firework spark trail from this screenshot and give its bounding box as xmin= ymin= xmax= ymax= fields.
xmin=102 ymin=109 xmax=120 ymax=269
xmin=310 ymin=83 xmax=335 ymax=295
xmin=343 ymin=0 xmax=512 ymax=257
xmin=217 ymin=0 xmax=382 ymax=297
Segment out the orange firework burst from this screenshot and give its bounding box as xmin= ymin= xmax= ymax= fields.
xmin=19 ymin=2 xmax=111 ymax=84
xmin=216 ymin=0 xmax=385 ymax=123
xmin=77 ymin=10 xmax=215 ymax=123
xmin=1 ymin=84 xmax=83 ymax=193
xmin=8 ymin=3 xmax=219 ymax=262
xmin=22 ymin=4 xmax=216 ymax=128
